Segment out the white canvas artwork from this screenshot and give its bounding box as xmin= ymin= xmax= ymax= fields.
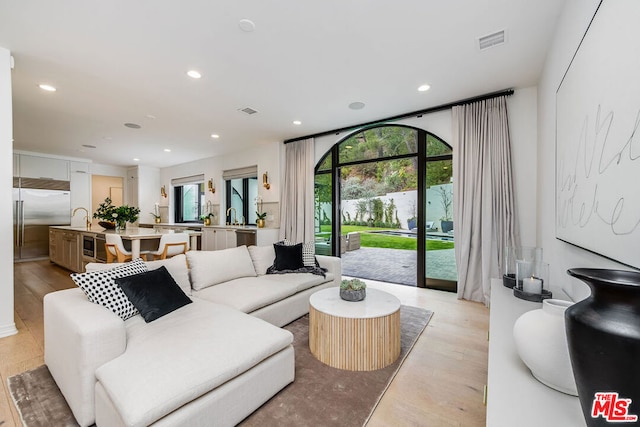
xmin=556 ymin=0 xmax=640 ymax=269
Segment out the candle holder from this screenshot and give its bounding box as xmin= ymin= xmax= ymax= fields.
xmin=514 ymin=260 xmax=552 ymax=302
xmin=503 ymin=246 xmax=543 ymax=288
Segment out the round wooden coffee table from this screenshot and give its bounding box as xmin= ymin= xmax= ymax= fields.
xmin=309 ymin=287 xmax=401 ymax=371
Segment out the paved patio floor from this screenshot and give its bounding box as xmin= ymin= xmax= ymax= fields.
xmin=341 ymin=247 xmax=457 ymax=287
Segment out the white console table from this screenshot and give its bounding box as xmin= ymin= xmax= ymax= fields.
xmin=486 ymin=278 xmax=585 ymax=426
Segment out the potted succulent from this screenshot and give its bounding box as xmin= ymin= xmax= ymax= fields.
xmin=340 ymin=278 xmax=367 ymax=302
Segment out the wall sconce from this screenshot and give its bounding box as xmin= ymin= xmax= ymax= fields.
xmin=208 ymin=179 xmax=215 ymax=193
xmin=263 ymin=172 xmax=271 ymax=190
xmin=160 ymin=185 xmax=167 ymax=198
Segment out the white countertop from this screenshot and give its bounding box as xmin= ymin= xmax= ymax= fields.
xmin=309 ymin=287 xmax=400 ymax=319
xmin=487 ymin=278 xmax=584 ymax=427
xmin=50 ymin=225 xmax=201 ymax=238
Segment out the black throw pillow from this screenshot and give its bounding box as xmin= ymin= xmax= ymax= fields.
xmin=115 ymin=266 xmax=192 ymax=323
xmin=272 ymin=242 xmax=304 ymax=271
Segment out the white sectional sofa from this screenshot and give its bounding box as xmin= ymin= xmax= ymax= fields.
xmin=44 ymin=245 xmax=341 ymax=427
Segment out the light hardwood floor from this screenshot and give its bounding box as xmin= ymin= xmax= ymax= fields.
xmin=0 ymin=261 xmax=489 ymax=427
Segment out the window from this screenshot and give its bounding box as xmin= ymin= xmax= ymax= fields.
xmin=172 ymin=175 xmax=205 ymax=223
xmin=222 ymin=166 xmax=259 ymax=225
xmin=225 ymin=178 xmax=258 ymax=225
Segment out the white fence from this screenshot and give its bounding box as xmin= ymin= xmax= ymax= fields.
xmin=316 ymin=183 xmax=453 ymax=231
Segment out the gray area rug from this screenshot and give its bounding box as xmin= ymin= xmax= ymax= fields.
xmin=8 ymin=305 xmax=432 ymax=427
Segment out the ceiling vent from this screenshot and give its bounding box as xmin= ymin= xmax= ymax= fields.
xmin=478 ymin=30 xmax=506 ymax=50
xmin=238 ymin=107 xmax=258 ymax=115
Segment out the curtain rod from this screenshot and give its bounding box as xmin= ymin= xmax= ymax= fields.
xmin=283 ymin=88 xmax=514 ymax=144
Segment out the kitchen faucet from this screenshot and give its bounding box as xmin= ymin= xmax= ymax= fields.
xmin=72 ymin=207 xmax=91 ymax=229
xmin=226 ymin=207 xmax=238 ymax=225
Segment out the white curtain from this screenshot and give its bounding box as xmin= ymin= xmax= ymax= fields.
xmin=279 ymin=138 xmax=315 ymax=243
xmin=453 ymin=96 xmax=519 ymax=305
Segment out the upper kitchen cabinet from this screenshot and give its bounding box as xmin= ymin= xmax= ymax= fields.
xmin=127 ymin=165 xmax=160 ymax=222
xmin=70 ymin=161 xmax=92 ymax=227
xmin=17 ymin=154 xmax=69 ymax=180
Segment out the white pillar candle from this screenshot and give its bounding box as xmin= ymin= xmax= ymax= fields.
xmin=523 ymin=277 xmax=542 ymax=294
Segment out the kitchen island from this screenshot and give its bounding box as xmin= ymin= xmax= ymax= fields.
xmin=49 ymin=226 xmax=201 ymax=272
xmin=139 ymin=223 xmax=280 ymax=250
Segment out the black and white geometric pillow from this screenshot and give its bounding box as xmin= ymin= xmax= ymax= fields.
xmin=71 ymin=258 xmax=148 ymax=320
xmin=281 ymin=239 xmax=316 ymax=267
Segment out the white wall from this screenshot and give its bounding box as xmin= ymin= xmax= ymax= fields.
xmin=537 ymin=0 xmax=630 ymax=301
xmin=160 ymin=141 xmax=281 ymax=226
xmin=0 ymin=47 xmax=17 ymax=337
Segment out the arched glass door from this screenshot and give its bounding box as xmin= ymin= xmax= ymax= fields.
xmin=314 ymin=125 xmax=456 ymax=290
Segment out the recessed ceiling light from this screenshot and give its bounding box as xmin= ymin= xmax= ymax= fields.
xmin=124 ymin=122 xmax=141 ymax=129
xmin=81 ymin=144 xmax=96 ymax=149
xmin=293 ymin=120 xmax=302 ymax=125
xmin=164 ymin=148 xmax=171 ymax=152
xmin=187 ymin=70 xmax=202 ymax=79
xmin=103 ymin=136 xmax=112 ymax=140
xmin=418 ymin=84 xmax=431 ymax=92
xmin=239 ymin=19 xmax=256 ymax=32
xmin=211 ymin=134 xmax=220 ymax=139
xmin=133 ymin=158 xmax=140 ymax=162
xmin=38 ymin=84 xmax=56 ymax=92
xmin=348 ymin=102 xmax=365 ymax=110
xmin=146 ymin=114 xmax=156 ymax=119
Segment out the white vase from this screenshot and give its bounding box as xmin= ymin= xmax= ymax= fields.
xmin=513 ymin=299 xmax=578 ymax=396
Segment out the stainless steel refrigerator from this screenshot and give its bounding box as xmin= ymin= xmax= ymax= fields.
xmin=13 ymin=177 xmax=71 ymax=260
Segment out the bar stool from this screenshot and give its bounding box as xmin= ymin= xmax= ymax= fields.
xmin=148 ymin=233 xmax=190 ymax=260
xmin=105 ymin=234 xmax=148 ymax=263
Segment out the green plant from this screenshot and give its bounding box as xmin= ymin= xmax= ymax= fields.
xmin=113 ymin=204 xmax=141 ymax=224
xmin=93 ymin=197 xmax=140 ymax=225
xmin=340 ymin=278 xmax=367 ymax=291
xmin=256 ymin=211 xmax=267 ymax=220
xmin=199 ymin=213 xmax=213 ymax=220
xmin=93 ymin=197 xmax=116 ymax=222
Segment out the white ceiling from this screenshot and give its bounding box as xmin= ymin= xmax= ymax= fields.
xmin=0 ymin=0 xmax=565 ymax=168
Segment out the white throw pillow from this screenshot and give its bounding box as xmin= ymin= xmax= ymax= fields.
xmin=71 ymin=258 xmax=148 ymax=320
xmin=282 ymin=239 xmax=316 ymax=267
xmin=247 ymin=245 xmax=276 ymax=275
xmin=144 ymin=254 xmax=192 ymax=295
xmin=187 ymin=245 xmax=257 ymax=291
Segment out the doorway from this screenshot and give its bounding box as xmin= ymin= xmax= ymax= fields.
xmin=314 ymin=125 xmax=457 ymax=290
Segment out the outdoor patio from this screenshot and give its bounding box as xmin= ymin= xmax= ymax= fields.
xmin=341 ymin=247 xmax=457 ymax=287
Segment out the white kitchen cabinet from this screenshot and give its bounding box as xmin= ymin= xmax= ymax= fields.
xmin=18 ymin=154 xmax=69 ymax=180
xmin=70 ymin=161 xmax=90 ymax=173
xmin=202 ymin=228 xmax=217 ymax=251
xmin=70 ymin=170 xmax=91 ymax=227
xmin=214 ymin=228 xmax=237 ymax=250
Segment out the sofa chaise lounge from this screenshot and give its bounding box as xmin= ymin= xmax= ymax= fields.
xmin=44 ymin=244 xmax=341 ymax=427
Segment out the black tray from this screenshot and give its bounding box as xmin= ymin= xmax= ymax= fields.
xmin=513 ymin=287 xmax=553 ymax=302
xmin=503 ymin=273 xmax=516 ymax=288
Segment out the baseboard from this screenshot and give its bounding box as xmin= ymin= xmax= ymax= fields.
xmin=0 ymin=322 xmax=18 ymax=338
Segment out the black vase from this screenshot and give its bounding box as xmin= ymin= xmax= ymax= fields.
xmin=565 ymin=268 xmax=640 ymax=426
